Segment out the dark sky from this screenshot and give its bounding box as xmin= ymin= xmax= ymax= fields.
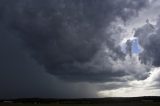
xmin=1 ymin=0 xmax=160 ymax=98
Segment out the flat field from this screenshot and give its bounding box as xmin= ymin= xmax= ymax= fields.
xmin=1 ymin=97 xmax=160 ymax=106
xmin=0 ymin=102 xmax=160 ymax=106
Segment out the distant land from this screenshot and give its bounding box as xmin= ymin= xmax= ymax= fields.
xmin=1 ymin=96 xmax=160 ymax=105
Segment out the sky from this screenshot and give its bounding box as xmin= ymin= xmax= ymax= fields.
xmin=1 ymin=0 xmax=160 ymax=98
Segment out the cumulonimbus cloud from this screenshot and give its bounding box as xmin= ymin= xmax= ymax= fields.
xmin=0 ymin=0 xmax=150 ymax=83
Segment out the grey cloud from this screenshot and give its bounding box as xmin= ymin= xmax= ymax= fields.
xmin=112 ymin=55 xmax=150 ymax=80
xmin=98 ymin=82 xmax=130 ymax=90
xmin=0 ymin=26 xmax=97 ymax=98
xmin=134 ymin=18 xmax=160 ymax=66
xmin=126 ymin=40 xmax=132 ymax=57
xmin=132 ymin=17 xmax=160 ymax=93
xmin=0 ymin=0 xmax=150 ymax=83
xmin=0 ymin=0 xmax=152 ymax=99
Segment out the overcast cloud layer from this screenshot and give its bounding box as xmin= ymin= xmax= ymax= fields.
xmin=1 ymin=0 xmax=160 ymax=98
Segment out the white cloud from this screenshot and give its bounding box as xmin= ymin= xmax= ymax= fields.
xmin=98 ymin=67 xmax=160 ymax=97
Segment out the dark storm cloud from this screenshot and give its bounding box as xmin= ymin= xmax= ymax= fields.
xmin=126 ymin=40 xmax=132 ymax=57
xmin=0 ymin=25 xmax=98 ymax=99
xmin=0 ymin=0 xmax=150 ymax=83
xmin=134 ymin=19 xmax=160 ymax=67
